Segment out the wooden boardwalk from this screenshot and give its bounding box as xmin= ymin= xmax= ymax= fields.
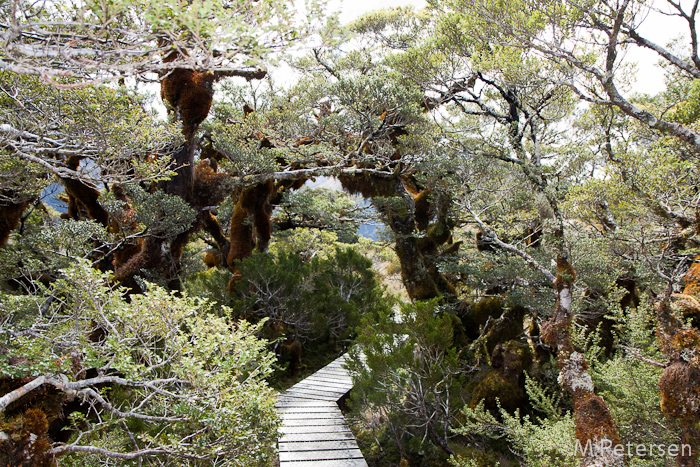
xmin=276 ymin=353 xmax=368 ymax=467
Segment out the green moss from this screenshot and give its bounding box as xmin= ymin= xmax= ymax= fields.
xmin=502 ymin=340 xmax=532 ymax=379
xmin=470 ymin=370 xmax=524 ymax=413
xmin=463 ymin=297 xmax=504 ymax=339
xmin=483 ymin=305 xmax=526 ymax=355
xmin=427 ymin=221 xmax=451 ymax=246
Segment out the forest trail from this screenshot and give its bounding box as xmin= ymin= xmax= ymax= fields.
xmin=276 ymin=353 xmax=368 ymax=467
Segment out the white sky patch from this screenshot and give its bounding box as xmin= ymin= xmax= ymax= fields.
xmin=621 ymin=1 xmax=680 ymax=95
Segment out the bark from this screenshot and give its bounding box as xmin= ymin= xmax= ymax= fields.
xmin=597 ymin=0 xmax=700 ymax=152
xmin=376 ymin=178 xmax=449 ymax=301
xmin=541 ymin=257 xmax=625 ymax=467
xmin=656 ymin=289 xmax=700 ymax=467
xmin=0 ymin=197 xmax=31 ymax=248
xmin=472 ymin=153 xmax=624 ymax=465
xmin=164 ymin=137 xmax=196 ymax=203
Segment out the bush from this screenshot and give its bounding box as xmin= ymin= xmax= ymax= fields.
xmin=0 ymin=260 xmax=278 ymax=466
xmin=230 ymin=246 xmax=392 ymax=346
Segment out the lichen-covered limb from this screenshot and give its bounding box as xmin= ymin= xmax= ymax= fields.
xmin=466 ymin=206 xmax=556 ymax=283
xmin=539 ymin=256 xmax=626 ymax=466
xmin=47 ymin=444 xmax=171 ymax=459
xmin=465 ymin=194 xmax=625 ymax=464
xmin=0 ymin=376 xmax=46 ymax=413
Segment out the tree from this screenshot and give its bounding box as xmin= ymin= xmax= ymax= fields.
xmin=0 ymin=0 xmax=311 ymax=85
xmin=231 ymin=246 xmax=391 ymax=348
xmin=0 ymin=0 xmax=325 ymax=295
xmin=342 ymin=6 xmax=632 ymax=465
xmin=7 ymin=1 xmax=700 ymax=465
xmin=273 ymin=9 xmax=464 ymax=301
xmin=428 ymin=2 xmax=700 ymax=464
xmin=434 ymin=0 xmax=700 ymax=151
xmin=274 ymin=187 xmax=365 ymax=243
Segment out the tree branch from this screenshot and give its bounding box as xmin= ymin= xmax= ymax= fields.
xmin=46 ymin=444 xmax=170 ymax=459
xmin=0 ymin=376 xmax=45 ymax=413
xmin=465 ymin=205 xmax=556 ymax=283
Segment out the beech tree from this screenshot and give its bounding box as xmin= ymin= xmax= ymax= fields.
xmin=0 ymin=1 xmax=322 ymax=464
xmin=329 ymin=7 xmax=625 ymax=465
xmin=0 ymin=0 xmax=314 ymax=84
xmin=327 ymin=4 xmax=700 ymax=466
xmin=427 ymin=1 xmax=700 ymax=465
xmin=5 ymin=1 xmax=700 ymax=466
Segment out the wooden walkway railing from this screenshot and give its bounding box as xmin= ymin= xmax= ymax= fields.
xmin=276 ymin=353 xmax=368 ymax=467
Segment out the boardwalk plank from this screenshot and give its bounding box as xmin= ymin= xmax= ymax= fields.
xmin=277 ymin=352 xmax=367 ymax=467
xmin=278 ymin=392 xmax=339 ymax=402
xmin=279 ymin=448 xmax=364 ymax=461
xmin=279 ymin=425 xmax=354 ymax=434
xmin=293 ymin=376 xmax=352 ymax=386
xmin=282 ymin=418 xmax=348 ymax=426
xmin=279 ymin=432 xmax=356 ymax=442
xmin=279 ymin=459 xmax=367 ymax=467
xmin=284 ymin=386 xmax=344 ymax=396
xmin=303 ymin=377 xmax=353 ymax=386
xmin=311 ymin=373 xmax=350 ymax=380
xmin=287 ymin=385 xmax=349 ymax=396
xmin=277 ymin=406 xmax=344 ymax=414
xmin=290 ymin=379 xmax=350 ymax=390
xmin=275 ymin=403 xmax=338 ymax=410
xmin=284 ymin=388 xmax=347 ymax=398
xmin=281 ymin=461 xmax=367 ymax=467
xmin=304 ymin=374 xmax=353 ymax=382
xmin=278 ymin=440 xmax=360 ymax=452
xmin=293 ymin=380 xmax=353 ymax=391
xmin=281 ymin=412 xmax=346 ymax=420
xmin=281 ymin=394 xmax=339 ymax=402
xmin=275 ymin=399 xmax=336 ymax=407
xmin=315 ymin=368 xmax=351 ymax=375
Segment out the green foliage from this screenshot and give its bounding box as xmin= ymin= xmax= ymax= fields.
xmin=453 ymin=398 xmax=577 ymax=467
xmin=0 ymin=155 xmax=47 ymax=202
xmin=276 ymin=188 xmax=361 ymax=243
xmin=104 ymin=185 xmax=196 ymax=239
xmin=232 ymin=246 xmax=391 ymax=343
xmin=451 ymin=374 xmax=578 ymax=467
xmin=185 ymin=266 xmax=235 ymax=314
xmin=3 ymin=0 xmax=700 ymax=464
xmin=584 ymin=297 xmax=682 ymax=466
xmin=661 ymin=72 xmax=700 ymax=125
xmin=0 ymin=71 xmax=181 ymax=184
xmin=2 ymin=0 xmax=320 ymax=83
xmin=524 ymin=373 xmax=564 ymax=420
xmin=0 ymin=260 xmax=279 ymax=465
xmin=208 ymin=84 xmax=342 ymax=178
xmin=0 ymin=217 xmax=109 ymax=286
xmin=269 ymin=228 xmax=341 ymax=261
xmin=348 ymin=299 xmax=466 ymax=462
